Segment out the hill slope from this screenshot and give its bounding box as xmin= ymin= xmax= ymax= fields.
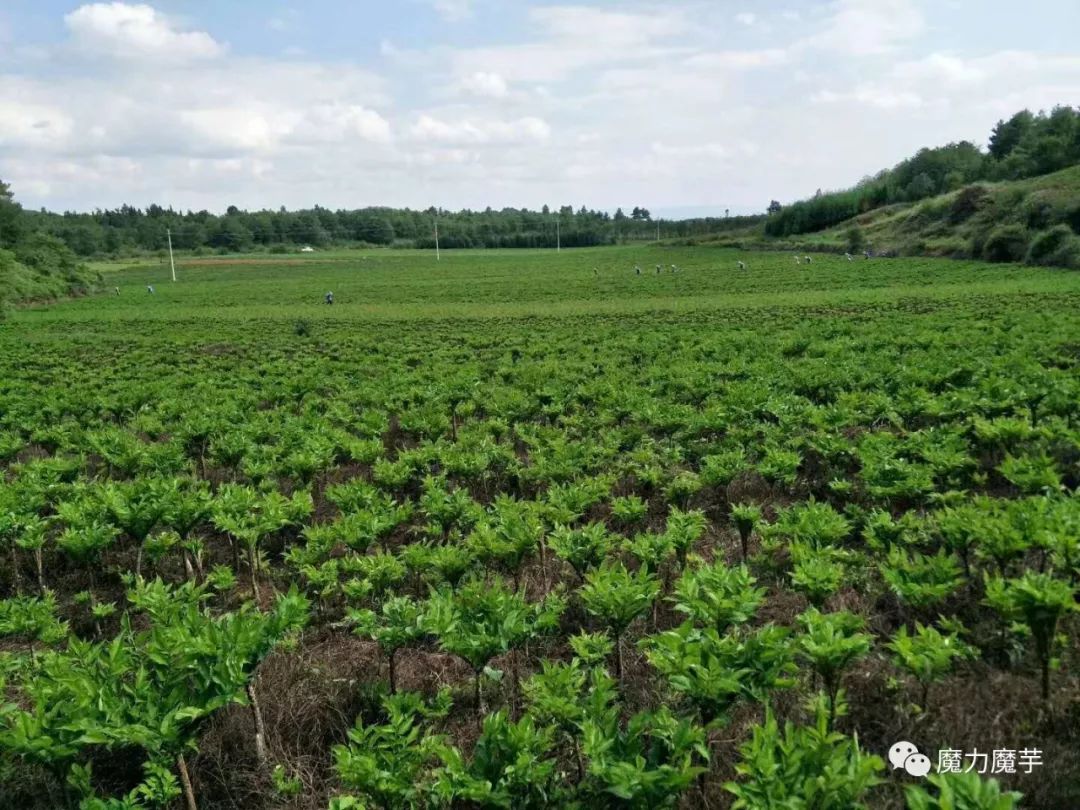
xmin=697 ymin=166 xmax=1080 ymax=269
xmin=0 ymin=182 xmax=100 ymax=313
xmin=807 ymin=164 xmax=1080 ymax=266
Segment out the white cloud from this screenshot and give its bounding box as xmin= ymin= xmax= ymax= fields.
xmin=0 ymin=99 xmax=73 ymax=148
xmin=286 ymin=104 xmax=392 ymax=144
xmin=735 ymin=12 xmax=756 ymax=26
xmin=686 ymin=49 xmax=789 ymax=70
xmin=178 ymin=108 xmax=280 ymax=152
xmin=805 ymin=0 xmax=924 ymax=56
xmin=651 ymin=142 xmax=731 ymax=160
xmin=425 ymin=0 xmax=473 ymax=22
xmin=64 ymin=3 xmax=224 ymax=61
xmin=4 ymin=1 xmax=1080 ymax=217
xmin=531 ymin=5 xmax=686 ymax=42
xmin=458 ymin=71 xmax=509 ymax=98
xmin=811 ymin=84 xmax=924 ymax=110
xmin=409 ymin=114 xmax=551 ymax=144
xmin=891 ymin=53 xmax=989 ymax=87
xmin=451 ymin=6 xmax=689 ymax=82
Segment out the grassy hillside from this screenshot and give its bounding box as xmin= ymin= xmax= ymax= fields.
xmin=810 ymin=165 xmax=1080 ymax=264
xmin=694 ymin=165 xmax=1080 ymax=269
xmin=0 ymin=182 xmax=101 ymax=313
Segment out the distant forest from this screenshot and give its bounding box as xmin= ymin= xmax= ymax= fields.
xmin=765 ymin=106 xmax=1080 ymax=236
xmin=23 ymin=201 xmax=762 ymax=257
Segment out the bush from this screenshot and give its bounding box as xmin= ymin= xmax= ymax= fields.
xmin=1065 ymin=202 xmax=1080 ymax=234
xmin=1020 ymin=195 xmax=1058 ymax=230
xmin=845 ymin=226 xmax=865 ymax=252
xmin=1025 ymin=225 xmax=1076 ymax=266
xmin=981 ymin=225 xmax=1029 ymax=263
xmin=949 ymin=185 xmax=988 ymax=224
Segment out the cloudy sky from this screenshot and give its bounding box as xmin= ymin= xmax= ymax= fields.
xmin=1 ymin=1 xmax=1078 ymax=216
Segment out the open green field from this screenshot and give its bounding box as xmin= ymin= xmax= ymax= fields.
xmin=1 ymin=246 xmax=1079 ymax=809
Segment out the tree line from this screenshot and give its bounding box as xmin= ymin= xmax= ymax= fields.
xmin=22 ymin=201 xmax=763 ymax=258
xmin=765 ymin=106 xmax=1080 ymax=236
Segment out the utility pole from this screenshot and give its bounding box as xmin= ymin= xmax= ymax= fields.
xmin=656 ymin=223 xmax=660 ymax=242
xmin=556 ymin=217 xmax=560 ymax=252
xmin=434 ymin=219 xmax=440 ymax=262
xmin=167 ymin=228 xmax=176 ymax=281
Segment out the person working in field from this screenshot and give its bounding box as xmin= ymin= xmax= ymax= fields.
xmin=146 ymin=285 xmax=154 ymax=294
xmin=325 ymin=291 xmax=334 ymax=305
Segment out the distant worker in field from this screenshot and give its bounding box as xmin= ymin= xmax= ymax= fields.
xmin=844 ymin=253 xmax=853 ymax=261
xmin=593 ymin=267 xmax=599 ymax=276
xmin=634 ymin=265 xmax=641 ymax=275
xmin=325 ymin=291 xmax=334 ymax=305
xmin=864 ymin=250 xmax=872 ymax=259
xmin=794 ymin=255 xmax=801 ymax=264
xmin=670 ymin=264 xmax=677 ymax=273
xmin=115 ymin=286 xmax=120 ymax=295
xmin=737 ymin=260 xmax=746 ymax=270
xmin=804 ymin=256 xmax=812 ymax=264
xmin=655 ymin=264 xmax=662 ymax=274
xmin=146 ymin=285 xmax=154 ymax=294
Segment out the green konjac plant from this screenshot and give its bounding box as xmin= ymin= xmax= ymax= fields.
xmin=643 ymin=622 xmax=794 ymax=727
xmin=349 ymin=595 xmax=426 ymax=694
xmin=789 ymin=545 xmax=848 ymax=608
xmin=549 ymin=522 xmax=614 ymax=581
xmin=881 ymin=548 xmax=965 ymax=611
xmin=580 ymin=560 xmax=659 ymax=680
xmin=213 ymin=484 xmax=312 ymax=600
xmin=0 ymin=592 xmax=68 ymax=663
xmin=432 ymin=710 xmax=560 ymax=808
xmin=610 ymin=494 xmax=649 ymax=528
xmin=796 ymin=608 xmax=872 ymax=730
xmin=0 ymin=579 xmax=308 ymax=808
xmin=724 ymin=693 xmax=884 ymax=809
xmin=664 ymin=508 xmax=708 ymax=568
xmin=730 ymin=503 xmax=763 ymax=562
xmin=332 ymin=689 xmax=450 ymax=810
xmin=984 ymin=571 xmax=1077 ymax=700
xmin=905 ymin=771 xmax=1022 ymax=810
xmin=888 ymin=620 xmax=974 ymax=710
xmin=581 ymin=705 xmax=708 ymax=808
xmin=423 ymin=576 xmax=564 ymax=723
xmin=671 ymin=559 xmax=764 ymax=633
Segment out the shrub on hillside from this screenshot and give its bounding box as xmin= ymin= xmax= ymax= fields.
xmin=949 ymin=185 xmax=988 ymax=224
xmin=845 ymin=226 xmax=865 ymax=252
xmin=1025 ymin=227 xmax=1080 ymax=269
xmin=982 ymin=225 xmax=1029 ymax=263
xmin=1026 ymin=225 xmax=1076 ymax=266
xmin=1066 ymin=202 xmax=1080 ymax=234
xmin=1020 ymin=193 xmax=1063 ymax=230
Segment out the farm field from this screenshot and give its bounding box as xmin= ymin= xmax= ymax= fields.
xmin=1 ymin=245 xmax=1079 ymax=809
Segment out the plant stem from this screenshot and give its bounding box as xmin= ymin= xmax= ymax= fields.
xmin=9 ymin=544 xmax=21 ymax=595
xmin=247 ymin=543 xmax=261 ymax=601
xmin=177 ymin=753 xmax=197 ymax=810
xmin=615 ymin=632 xmax=624 ymax=682
xmin=34 ymin=547 xmax=46 ymax=594
xmin=247 ymin=680 xmax=269 ymax=767
xmin=474 ymin=670 xmax=483 ymax=728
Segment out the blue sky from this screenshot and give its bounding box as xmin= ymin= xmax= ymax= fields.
xmin=1 ymin=1 xmax=1078 ymax=216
